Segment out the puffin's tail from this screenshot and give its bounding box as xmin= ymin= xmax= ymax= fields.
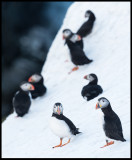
xmin=75 ymin=128 xmax=82 ymax=135
xmin=121 ymin=138 xmax=126 ymax=142
xmin=83 ymin=58 xmax=93 ymax=65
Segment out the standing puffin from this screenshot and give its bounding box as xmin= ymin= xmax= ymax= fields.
xmin=12 ymin=82 xmax=35 ymax=117
xmin=63 ymin=30 xmax=93 ymax=74
xmin=50 ymin=103 xmax=81 ymax=148
xmin=81 ymin=73 xmax=103 ymax=101
xmin=96 ymin=97 xmax=126 ymax=148
xmin=28 ymin=73 xmax=47 ymax=99
xmin=77 ymin=10 xmax=96 ymax=38
xmin=63 ymin=29 xmax=83 ymax=49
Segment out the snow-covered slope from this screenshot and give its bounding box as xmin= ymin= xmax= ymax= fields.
xmin=2 ymin=2 xmax=130 ymax=158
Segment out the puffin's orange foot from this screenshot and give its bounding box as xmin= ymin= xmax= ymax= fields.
xmin=100 ymin=141 xmax=114 ymax=148
xmin=52 ymin=138 xmax=62 ymax=148
xmin=61 ymin=139 xmax=70 ymax=147
xmin=68 ymin=66 xmax=79 ymax=74
xmin=52 ymin=139 xmax=70 ymax=148
xmin=52 ymin=144 xmax=62 ymax=148
xmin=72 ymin=66 xmax=79 ymax=71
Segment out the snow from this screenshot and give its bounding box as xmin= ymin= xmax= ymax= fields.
xmin=2 ymin=2 xmax=130 ymax=158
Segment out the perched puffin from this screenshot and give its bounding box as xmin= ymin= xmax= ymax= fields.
xmin=96 ymin=97 xmax=126 ymax=148
xmin=81 ymin=74 xmax=103 ymax=101
xmin=77 ymin=10 xmax=96 ymax=38
xmin=63 ymin=29 xmax=83 ymax=49
xmin=62 ymin=30 xmax=93 ymax=74
xmin=50 ymin=103 xmax=81 ymax=148
xmin=28 ymin=73 xmax=46 ymax=99
xmin=12 ymin=82 xmax=35 ymax=117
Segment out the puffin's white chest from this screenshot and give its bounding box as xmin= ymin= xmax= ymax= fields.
xmin=99 ymin=111 xmax=105 ymax=128
xmin=49 ymin=117 xmax=72 ymax=138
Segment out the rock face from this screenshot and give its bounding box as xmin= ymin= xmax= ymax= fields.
xmin=2 ymin=2 xmax=72 ymax=119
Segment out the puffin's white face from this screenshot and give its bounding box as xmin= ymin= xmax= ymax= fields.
xmin=28 ymin=74 xmax=42 ymax=83
xmin=53 ymin=103 xmax=63 ymax=115
xmin=85 ymin=11 xmax=90 ymax=18
xmin=20 ymin=82 xmax=35 ymax=91
xmin=84 ymin=74 xmax=94 ymax=82
xmin=96 ymin=98 xmax=110 ymax=109
xmin=63 ymin=30 xmax=72 ymax=39
xmin=70 ymin=34 xmax=81 ymax=42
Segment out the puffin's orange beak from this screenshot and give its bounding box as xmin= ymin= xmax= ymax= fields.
xmin=30 ymin=84 xmax=35 ymax=90
xmin=62 ymin=35 xmax=65 ymax=40
xmin=96 ymin=103 xmax=100 ymax=109
xmin=84 ymin=75 xmax=87 ymax=79
xmin=28 ymin=77 xmax=34 ymax=82
xmin=57 ymin=107 xmax=61 ymax=115
xmin=77 ymin=35 xmax=82 ymax=41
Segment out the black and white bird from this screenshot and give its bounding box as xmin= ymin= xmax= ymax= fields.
xmin=50 ymin=103 xmax=81 ymax=148
xmin=62 ymin=29 xmax=93 ymax=74
xmin=28 ymin=73 xmax=46 ymax=99
xmin=77 ymin=10 xmax=96 ymax=38
xmin=81 ymin=73 xmax=103 ymax=101
xmin=96 ymin=97 xmax=126 ymax=148
xmin=12 ymin=82 xmax=35 ymax=117
xmin=63 ymin=29 xmax=83 ymax=49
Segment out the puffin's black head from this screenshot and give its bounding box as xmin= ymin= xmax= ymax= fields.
xmin=62 ymin=29 xmax=73 ymax=40
xmin=96 ymin=97 xmax=110 ymax=109
xmin=85 ymin=10 xmax=92 ymax=18
xmin=28 ymin=73 xmax=43 ymax=83
xmin=53 ymin=103 xmax=63 ymax=115
xmin=84 ymin=73 xmax=98 ymax=83
xmin=20 ymin=81 xmax=35 ymax=91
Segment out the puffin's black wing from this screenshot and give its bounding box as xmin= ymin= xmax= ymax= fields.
xmin=62 ymin=115 xmax=81 ymax=135
xmin=81 ymin=85 xmax=103 ymax=100
xmin=76 ymin=39 xmax=83 ymax=49
xmin=65 ymin=39 xmax=92 ymax=65
xmin=81 ymin=85 xmax=89 ymax=97
xmin=77 ymin=11 xmax=96 ymax=38
xmin=13 ymin=91 xmax=31 ymax=107
xmin=30 ymin=83 xmax=47 ymax=99
xmin=13 ymin=91 xmax=31 ymax=116
xmin=103 ymin=112 xmax=126 ymax=142
xmin=71 ymin=47 xmax=92 ymax=65
xmin=89 ymin=85 xmax=103 ymax=96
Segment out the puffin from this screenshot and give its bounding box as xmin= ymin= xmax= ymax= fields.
xmin=96 ymin=97 xmax=126 ymax=148
xmin=12 ymin=82 xmax=35 ymax=117
xmin=81 ymin=73 xmax=103 ymax=101
xmin=77 ymin=10 xmax=96 ymax=38
xmin=50 ymin=103 xmax=81 ymax=148
xmin=28 ymin=73 xmax=47 ymax=99
xmin=63 ymin=29 xmax=83 ymax=49
xmin=62 ymin=30 xmax=93 ymax=74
